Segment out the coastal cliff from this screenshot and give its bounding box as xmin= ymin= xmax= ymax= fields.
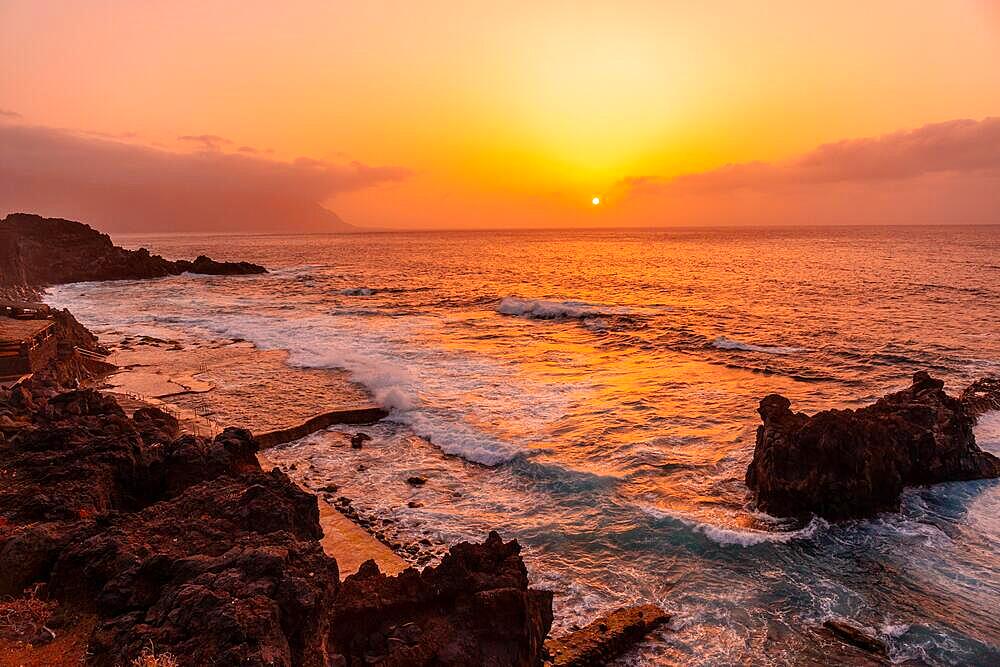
xmin=0 ymin=213 xmax=265 ymax=290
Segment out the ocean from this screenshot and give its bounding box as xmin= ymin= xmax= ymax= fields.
xmin=48 ymin=225 xmax=1000 ymax=664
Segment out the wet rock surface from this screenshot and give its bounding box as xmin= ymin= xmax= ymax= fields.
xmin=0 ymin=383 xmax=555 ymax=666
xmin=543 ymin=604 xmax=669 ymax=666
xmin=746 ymin=372 xmax=1000 ymax=520
xmin=0 ymin=213 xmax=265 ymax=288
xmin=820 ymin=619 xmax=888 ymax=658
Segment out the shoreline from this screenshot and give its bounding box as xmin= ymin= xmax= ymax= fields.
xmin=8 ymin=215 xmax=997 ymax=664
xmin=0 ymin=308 xmax=562 ymax=665
xmin=0 ymin=213 xmax=676 ymax=665
xmin=103 ymin=340 xmax=413 ymax=578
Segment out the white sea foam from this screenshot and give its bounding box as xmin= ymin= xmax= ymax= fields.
xmin=973 ymin=410 xmax=1000 ymax=455
xmin=49 ymin=280 xmax=543 ymax=467
xmin=881 ymin=621 xmax=910 ymax=638
xmin=710 ymin=336 xmax=801 ymax=355
xmin=640 ymin=505 xmax=827 ymax=546
xmin=394 ymin=411 xmax=520 ymax=466
xmin=497 ymin=297 xmax=626 ymax=320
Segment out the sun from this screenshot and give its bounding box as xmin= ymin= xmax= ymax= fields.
xmin=591 ymin=196 xmax=601 ymax=206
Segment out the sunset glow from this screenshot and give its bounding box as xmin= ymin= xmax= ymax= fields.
xmin=1 ymin=4 xmax=998 ymax=664
xmin=2 ymin=1 xmax=999 ymax=231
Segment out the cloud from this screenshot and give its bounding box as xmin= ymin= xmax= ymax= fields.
xmin=0 ymin=109 xmax=22 ymax=119
xmin=177 ymin=133 xmax=233 ymax=152
xmin=621 ymin=118 xmax=1000 ymax=225
xmin=0 ymin=124 xmax=410 ymax=232
xmin=628 ymin=117 xmax=1000 ymax=195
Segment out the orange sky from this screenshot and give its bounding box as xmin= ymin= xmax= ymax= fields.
xmin=2 ymin=1 xmax=999 ymax=230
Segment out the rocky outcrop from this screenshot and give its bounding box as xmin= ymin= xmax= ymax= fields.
xmin=50 ymin=471 xmax=334 ymax=667
xmin=820 ymin=619 xmax=888 ymax=658
xmin=746 ymin=372 xmax=1000 ymax=519
xmin=0 ymin=213 xmax=265 ymax=288
xmin=174 ymin=254 xmax=266 ymax=276
xmin=0 ymin=384 xmax=554 ymax=666
xmin=544 ymin=604 xmax=669 ymax=666
xmin=330 ymin=532 xmax=553 ymax=666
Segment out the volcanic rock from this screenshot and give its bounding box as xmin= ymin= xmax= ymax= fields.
xmin=0 ymin=380 xmax=556 ymax=666
xmin=351 ymin=432 xmax=372 ymax=449
xmin=329 ymin=531 xmax=553 ymax=666
xmin=175 ymin=254 xmax=267 ymax=276
xmin=544 ymin=604 xmax=669 ymax=666
xmin=746 ymin=372 xmax=1000 ymax=519
xmin=50 ymin=472 xmax=335 ymax=667
xmin=821 ymin=619 xmax=888 ymax=657
xmin=130 ymin=406 xmax=180 ymax=444
xmin=0 ymin=213 xmax=265 ymax=289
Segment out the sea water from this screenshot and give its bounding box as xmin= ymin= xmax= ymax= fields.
xmin=49 ymin=225 xmax=1000 ymax=664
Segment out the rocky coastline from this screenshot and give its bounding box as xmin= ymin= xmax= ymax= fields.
xmin=0 ymin=381 xmax=555 ymax=665
xmin=4 ymin=214 xmax=997 ymax=664
xmin=1 ymin=213 xmax=265 ymax=295
xmin=0 ymin=214 xmax=671 ymax=666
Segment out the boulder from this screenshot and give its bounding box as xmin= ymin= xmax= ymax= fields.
xmin=544 ymin=604 xmax=669 ymax=666
xmin=328 ymin=531 xmax=553 ymax=666
xmin=746 ymin=372 xmax=1000 ymax=519
xmin=131 ymin=406 xmax=180 ymax=444
xmin=821 ymin=619 xmax=888 ymax=657
xmin=50 ymin=472 xmax=335 ymax=667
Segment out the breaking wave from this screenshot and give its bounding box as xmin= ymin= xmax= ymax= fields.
xmin=497 ymin=297 xmax=627 ymax=320
xmin=640 ymin=505 xmax=828 ymax=547
xmin=710 ymin=336 xmax=801 ymax=355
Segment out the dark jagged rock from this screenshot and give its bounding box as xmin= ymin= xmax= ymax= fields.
xmin=351 ymin=432 xmax=372 ymax=449
xmin=0 ymin=388 xmax=262 ymax=594
xmin=131 ymin=406 xmax=180 ymax=444
xmin=174 ymin=254 xmax=267 ymax=276
xmin=0 ymin=382 xmax=556 ymax=666
xmin=51 ymin=472 xmax=335 ymax=667
xmin=821 ymin=619 xmax=888 ymax=657
xmin=961 ymin=376 xmax=1000 ymax=420
xmin=329 ymin=531 xmax=553 ymax=666
xmin=0 ymin=213 xmax=265 ymax=288
xmin=746 ymin=372 xmax=1000 ymax=519
xmin=544 ymin=604 xmax=669 ymax=666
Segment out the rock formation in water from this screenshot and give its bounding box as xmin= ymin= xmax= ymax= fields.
xmin=544 ymin=604 xmax=669 ymax=666
xmin=0 ymin=213 xmax=265 ymax=288
xmin=746 ymin=372 xmax=1000 ymax=520
xmin=0 ymin=382 xmax=554 ymax=665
